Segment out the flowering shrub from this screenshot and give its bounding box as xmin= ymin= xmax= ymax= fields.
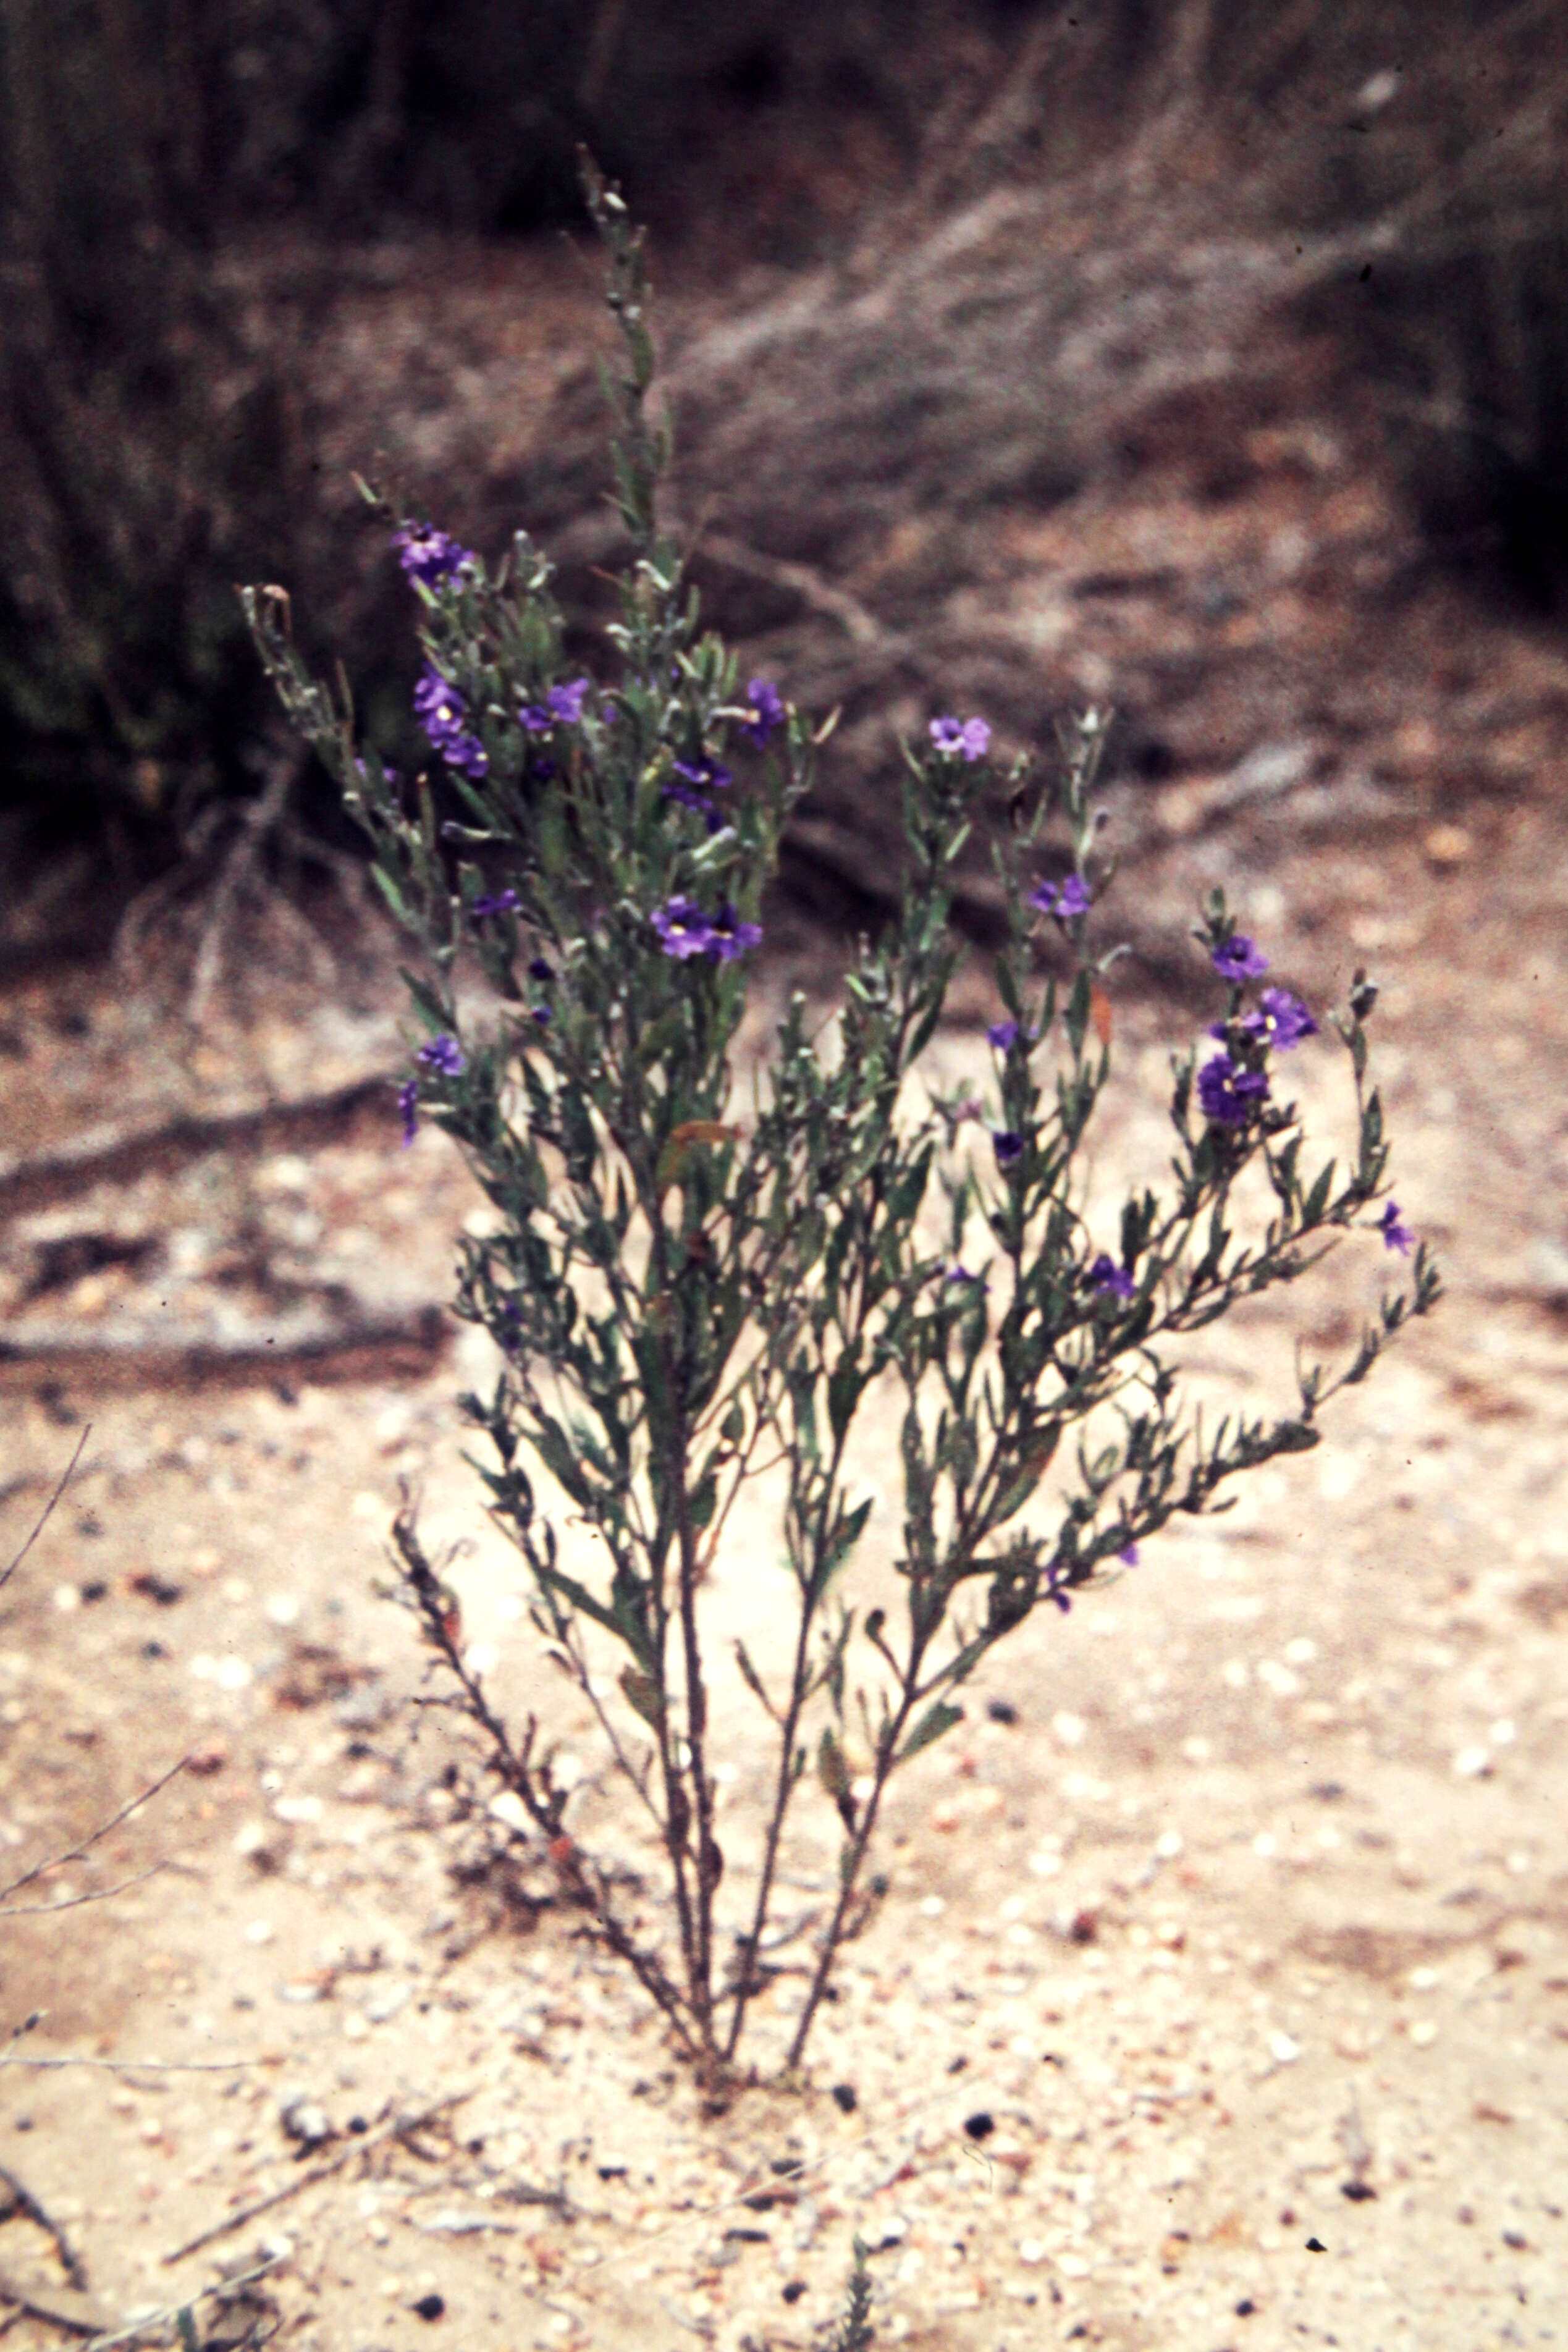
xmin=242 ymin=161 xmax=1439 ymax=2100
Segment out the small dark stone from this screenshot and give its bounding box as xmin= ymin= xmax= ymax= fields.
xmin=141 ymin=1640 xmax=170 ymax=1660
xmin=79 ymin=1579 xmax=108 ymax=1601
xmin=986 ymin=1697 xmax=1018 ymax=1724
xmin=781 ymin=2281 xmax=806 ymax=2304
xmin=1502 ymin=2230 xmax=1528 ymax=2250
xmin=963 ymin=2111 xmax=995 ymax=2141
xmin=348 ymin=2115 xmax=368 ymax=2135
xmin=1234 ymin=2298 xmax=1256 ymax=2316
xmin=946 ymin=2055 xmax=968 ymax=2075
xmin=1309 ymin=1780 xmax=1346 ymax=1801
xmin=13 ymin=2116 xmax=32 ymax=2131
xmin=1341 ymin=2179 xmax=1377 ymax=2201
xmin=769 ymin=2157 xmax=804 ymax=2177
xmin=1305 ymin=2236 xmax=1327 ymax=2253
xmin=411 ymin=2293 xmax=445 ymax=2321
xmin=830 ymin=2083 xmax=858 ymax=2114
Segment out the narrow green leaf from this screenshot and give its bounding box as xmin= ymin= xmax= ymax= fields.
xmin=898 ymin=1699 xmax=964 ymax=1764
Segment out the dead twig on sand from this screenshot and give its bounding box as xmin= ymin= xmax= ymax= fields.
xmin=78 ymin=2253 xmax=282 ymax=2352
xmin=0 ymin=1425 xmax=88 ymax=1595
xmin=159 ymin=2089 xmax=477 ymax=2267
xmin=0 ymin=2159 xmax=90 ymax=2289
xmin=0 ymin=1755 xmax=188 ymax=1910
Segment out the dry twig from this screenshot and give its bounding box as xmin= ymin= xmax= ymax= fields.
xmin=159 ymin=2089 xmax=477 ymax=2267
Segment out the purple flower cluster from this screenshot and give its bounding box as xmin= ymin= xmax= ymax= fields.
xmin=651 ymin=898 xmax=762 ymax=963
xmin=740 ymin=678 xmax=785 ymax=747
xmin=1029 ymin=874 xmax=1092 ymax=919
xmin=1209 ymin=986 xmax=1318 ymax=1053
xmin=930 ymin=715 xmax=992 ymax=762
xmin=1197 ymin=1052 xmax=1270 ymax=1127
xmin=520 ymin=678 xmax=592 ymax=733
xmin=1211 ymin=934 xmax=1270 ymax=982
xmin=987 ymin=1019 xmax=1022 ymax=1052
xmin=1088 ymin=1254 xmax=1136 ymax=1300
xmin=1378 ymin=1201 xmax=1415 ymax=1255
xmin=414 ymin=665 xmax=489 ymax=778
xmin=394 ymin=523 xmax=474 ymax=588
xmin=993 ymin=1129 xmax=1026 ymax=1166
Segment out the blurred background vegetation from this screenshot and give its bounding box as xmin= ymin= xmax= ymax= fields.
xmin=0 ymin=0 xmax=1562 ymax=963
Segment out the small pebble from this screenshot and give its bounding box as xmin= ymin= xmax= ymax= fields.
xmin=1452 ymin=1746 xmax=1492 ymax=1779
xmin=411 ymin=2291 xmax=445 ymax=2320
xmin=1408 ymin=2020 xmax=1438 ymax=2046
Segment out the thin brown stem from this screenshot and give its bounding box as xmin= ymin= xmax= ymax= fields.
xmin=783 ymin=1666 xmax=925 ymax=2076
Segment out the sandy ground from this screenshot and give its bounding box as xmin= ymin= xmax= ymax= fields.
xmin=0 ymin=786 xmax=1565 ymax=2352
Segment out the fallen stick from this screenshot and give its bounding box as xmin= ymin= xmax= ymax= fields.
xmin=159 ymin=2089 xmax=477 ymax=2267
xmin=0 ymin=2159 xmax=90 ymax=2288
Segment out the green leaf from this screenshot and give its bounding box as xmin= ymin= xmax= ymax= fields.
xmin=817 ymin=1726 xmax=851 ymax=1801
xmin=619 ymin=1664 xmax=665 ymax=1727
xmin=734 ymin=1638 xmax=778 ymax=1722
xmin=898 ymin=1699 xmax=964 ymax=1764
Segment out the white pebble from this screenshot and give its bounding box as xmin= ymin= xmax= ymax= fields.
xmin=918 ymin=1894 xmax=946 ymax=1916
xmin=1180 ymin=1736 xmax=1212 ymax=1763
xmin=1267 ymin=2030 xmax=1301 ymax=2064
xmin=1408 ymin=2019 xmax=1438 ymax=2046
xmin=1452 ymin=1746 xmax=1493 ymax=1779
xmin=1489 ymin=1719 xmax=1516 ymax=1746
xmin=52 ymin=1585 xmax=81 ymax=1614
xmin=1155 ymin=1829 xmax=1184 ymax=1860
xmin=216 ymin=1655 xmax=253 ymax=1692
xmin=243 ymin=1920 xmax=276 ymax=1946
xmin=1252 ymin=1831 xmax=1279 ymax=1858
xmin=1016 ymin=2238 xmax=1047 ymax=2266
xmin=1221 ymin=1658 xmax=1250 ymax=1689
xmin=1027 ymin=1850 xmax=1063 ymax=1878
xmin=274 ymin=1795 xmax=322 ymax=1825
xmin=1052 ymin=1711 xmax=1087 ymax=1748
xmin=264 ymin=1594 xmax=302 ymax=1627
xmin=1283 ymin=1637 xmax=1318 ymax=1665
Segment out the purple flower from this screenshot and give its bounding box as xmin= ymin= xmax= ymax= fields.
xmin=660 ymin=778 xmax=723 ymax=828
xmin=988 ymin=1019 xmax=1021 ymax=1052
xmin=394 ymin=523 xmax=474 ymax=587
xmin=530 ymin=1003 xmax=553 ymax=1025
xmin=993 ymin=1129 xmax=1026 ymax=1166
xmin=1212 ymin=934 xmax=1271 ymax=982
xmin=397 ymin=1078 xmax=419 ymax=1147
xmin=930 ymin=714 xmax=992 ymax=762
xmin=651 ymin=898 xmax=717 ymax=959
xmin=547 ymin=677 xmax=591 ymax=725
xmin=1197 ymin=1051 xmax=1270 ymax=1127
xmin=1117 ymin=1543 xmax=1139 ymax=1567
xmin=672 ymin=752 xmax=733 ymax=794
xmin=1210 ymin=987 xmax=1318 ymax=1052
xmin=740 ymin=678 xmax=785 ymax=746
xmin=1378 ymin=1200 xmax=1414 ymax=1255
xmin=1088 ymin=1254 xmax=1136 ymax=1300
xmin=1255 ymin=987 xmax=1318 ymax=1050
xmin=416 ymin=1034 xmax=466 ymax=1077
xmin=528 ymin=956 xmax=554 ymax=983
xmin=1029 ymin=874 xmax=1091 ymax=918
xmin=473 ymin=888 xmax=521 ymax=921
xmin=944 ymin=1264 xmax=988 ymax=1289
xmin=708 ymin=903 xmax=763 ymax=961
xmin=414 ymin=665 xmax=489 ymax=777
xmin=355 ymin=755 xmax=400 ymax=788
